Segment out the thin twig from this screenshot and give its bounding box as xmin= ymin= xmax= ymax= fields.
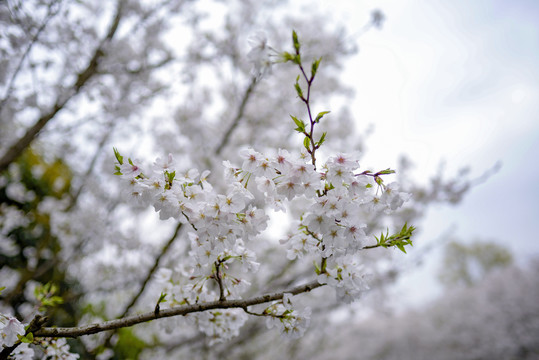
xmin=98 ymin=221 xmax=183 ymax=348
xmin=66 ymin=124 xmax=114 ymax=211
xmin=122 ymin=222 xmax=183 ymax=317
xmin=214 ymin=261 xmax=227 ymax=302
xmin=0 ymin=0 xmax=62 ymax=111
xmin=214 ymin=76 xmax=258 ymax=155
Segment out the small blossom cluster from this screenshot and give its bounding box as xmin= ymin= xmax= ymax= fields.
xmin=189 ymin=309 xmax=248 ymax=345
xmin=154 ymin=268 xmax=251 ymax=344
xmin=264 ymin=294 xmax=311 ymax=339
xmin=39 ymin=338 xmax=80 ymax=360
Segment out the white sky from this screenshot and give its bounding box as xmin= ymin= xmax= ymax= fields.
xmin=320 ymin=0 xmax=539 ymax=305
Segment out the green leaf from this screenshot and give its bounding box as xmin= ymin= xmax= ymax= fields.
xmin=303 ymin=137 xmax=311 ymax=150
xmin=157 ymin=292 xmax=167 ymax=304
xmin=314 ymin=111 xmax=330 ymax=123
xmin=113 ymin=147 xmax=123 ymax=165
xmin=316 ymin=132 xmax=327 ymax=147
xmin=313 ymin=260 xmax=321 ymax=275
xmin=19 ymin=333 xmax=34 ymax=343
xmin=290 ymin=115 xmax=306 ymax=133
xmin=377 ymin=168 xmax=396 ymax=175
xmin=311 ymin=57 xmax=321 ymax=77
xmin=281 ymin=51 xmax=295 ymax=62
xmin=294 ymin=78 xmax=303 ymax=98
xmin=114 ymin=328 xmax=148 ymax=359
xmin=0 ymin=286 xmax=5 ymax=295
xmin=292 ymin=30 xmax=300 ymax=52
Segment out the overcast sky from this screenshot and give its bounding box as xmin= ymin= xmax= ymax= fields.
xmin=320 ymin=0 xmax=539 ymax=304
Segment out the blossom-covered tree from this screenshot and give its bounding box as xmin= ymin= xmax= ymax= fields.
xmin=1 ymin=1 xmax=475 ymax=358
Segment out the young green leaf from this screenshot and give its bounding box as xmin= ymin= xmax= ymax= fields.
xmin=314 ymin=111 xmax=330 ymax=123
xmin=157 ymin=292 xmax=168 ymax=304
xmin=377 ymin=168 xmax=396 ymax=175
xmin=292 ymin=30 xmax=300 ymax=53
xmin=290 ymin=115 xmax=306 ymax=133
xmin=311 ymin=57 xmax=321 ymax=77
xmin=304 ymin=137 xmax=311 ymax=150
xmin=316 ymin=132 xmax=327 ymax=147
xmin=294 ymin=77 xmax=303 ymax=98
xmin=113 ymin=147 xmax=124 ymax=165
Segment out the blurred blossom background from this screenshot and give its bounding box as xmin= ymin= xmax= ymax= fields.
xmin=1 ymin=0 xmax=538 ymax=358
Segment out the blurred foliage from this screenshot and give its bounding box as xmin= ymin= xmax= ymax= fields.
xmin=1 ymin=147 xmax=150 ymax=358
xmin=0 ymin=147 xmax=77 ymax=323
xmin=438 ymin=239 xmax=513 ymax=287
xmin=113 ymin=328 xmax=148 ymax=360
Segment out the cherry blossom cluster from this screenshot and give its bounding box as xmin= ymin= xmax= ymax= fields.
xmin=116 ymin=151 xmax=268 ymax=342
xmin=38 ymin=338 xmax=80 ymax=360
xmin=113 ymin=143 xmax=410 ymax=340
xmin=263 ymin=293 xmax=312 ymax=339
xmin=234 ymin=148 xmax=410 ymax=303
xmin=116 ymin=151 xmax=267 ymax=295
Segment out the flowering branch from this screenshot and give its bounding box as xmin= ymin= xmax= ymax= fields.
xmin=33 ymin=280 xmax=324 ymax=338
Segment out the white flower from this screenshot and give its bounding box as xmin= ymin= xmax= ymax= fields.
xmin=381 ymin=182 xmax=411 ymax=212
xmin=11 ymin=343 xmax=34 ymax=360
xmin=152 ymin=153 xmax=175 ymax=174
xmin=119 ymin=159 xmax=143 ymax=178
xmin=247 ymin=31 xmax=273 ymax=79
xmin=154 ymin=267 xmax=173 ymax=284
xmin=256 ymin=176 xmax=276 ymax=195
xmin=0 ymin=315 xmax=25 ymax=347
xmin=239 ymin=148 xmax=264 ymax=174
xmin=42 ymin=338 xmax=80 ymax=359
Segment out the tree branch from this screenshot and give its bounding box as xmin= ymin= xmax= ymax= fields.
xmin=0 ymin=0 xmax=125 ymax=173
xmin=0 ymin=0 xmax=61 ymax=111
xmin=214 ymin=76 xmax=258 ymax=155
xmin=121 ymin=222 xmax=183 ymax=317
xmin=34 ymin=280 xmax=324 ymax=338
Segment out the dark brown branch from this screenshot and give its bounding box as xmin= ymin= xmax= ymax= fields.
xmin=34 ymin=280 xmax=324 ymax=338
xmin=0 ymin=0 xmax=125 ymax=173
xmin=214 ymin=261 xmax=226 ymax=302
